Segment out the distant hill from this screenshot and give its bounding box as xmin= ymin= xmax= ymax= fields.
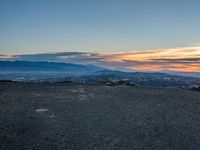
xmin=64 ymin=69 xmax=200 ymax=87
xmin=0 ymin=61 xmax=103 ymax=73
xmin=0 ymin=61 xmax=200 ymax=87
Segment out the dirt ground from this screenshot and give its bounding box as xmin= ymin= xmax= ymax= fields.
xmin=1 ymin=82 xmax=200 ymax=150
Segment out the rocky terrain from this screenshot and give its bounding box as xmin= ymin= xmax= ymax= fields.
xmin=1 ymin=82 xmax=200 ymax=150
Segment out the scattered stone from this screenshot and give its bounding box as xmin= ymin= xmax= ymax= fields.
xmin=35 ymin=108 xmax=48 ymax=113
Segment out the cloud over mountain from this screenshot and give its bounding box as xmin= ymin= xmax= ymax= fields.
xmin=1 ymin=45 xmax=200 ymax=73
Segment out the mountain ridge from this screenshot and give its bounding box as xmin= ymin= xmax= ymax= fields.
xmin=0 ymin=60 xmax=103 ymax=72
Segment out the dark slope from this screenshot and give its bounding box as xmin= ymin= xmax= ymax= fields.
xmin=0 ymin=61 xmax=102 ymax=72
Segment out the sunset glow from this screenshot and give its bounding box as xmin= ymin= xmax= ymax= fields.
xmin=104 ymin=46 xmax=200 ymax=72
xmin=1 ymin=45 xmax=199 ymax=73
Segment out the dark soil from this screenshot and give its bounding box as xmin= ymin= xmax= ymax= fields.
xmin=1 ymin=82 xmax=200 ymax=150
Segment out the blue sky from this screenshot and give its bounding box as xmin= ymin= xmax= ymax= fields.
xmin=1 ymin=0 xmax=200 ymax=55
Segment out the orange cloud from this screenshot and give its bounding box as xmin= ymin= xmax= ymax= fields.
xmin=108 ymin=46 xmax=200 ymax=61
xmin=128 ymin=63 xmax=200 ymax=72
xmin=104 ymin=46 xmax=200 ymax=72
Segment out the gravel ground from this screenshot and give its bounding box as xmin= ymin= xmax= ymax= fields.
xmin=1 ymin=82 xmax=200 ymax=150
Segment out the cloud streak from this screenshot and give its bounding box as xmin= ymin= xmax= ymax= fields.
xmin=0 ymin=46 xmax=200 ymax=73
xmin=104 ymin=46 xmax=200 ymax=72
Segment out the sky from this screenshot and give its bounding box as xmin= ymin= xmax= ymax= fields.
xmin=0 ymin=0 xmax=200 ymax=72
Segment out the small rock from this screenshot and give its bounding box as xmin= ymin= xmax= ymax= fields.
xmin=35 ymin=108 xmax=48 ymax=113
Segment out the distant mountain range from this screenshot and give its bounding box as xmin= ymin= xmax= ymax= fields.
xmin=1 ymin=52 xmax=199 ymax=78
xmin=0 ymin=61 xmax=103 ymax=73
xmin=0 ymin=61 xmax=200 ymax=87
